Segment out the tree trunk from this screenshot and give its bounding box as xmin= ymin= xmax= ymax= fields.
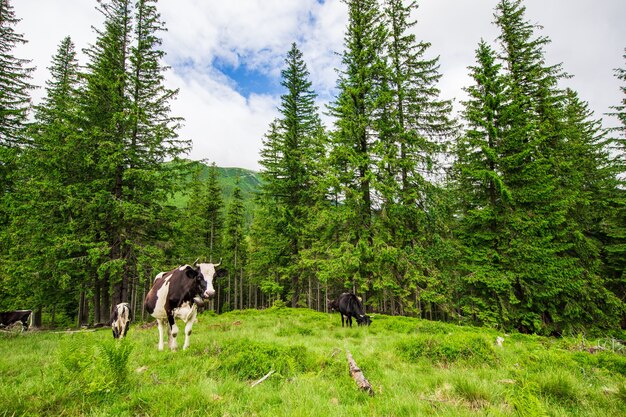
xmin=347 ymin=351 xmax=374 ymax=396
xmin=93 ymin=278 xmax=101 ymax=324
xmin=33 ymin=306 xmax=43 ymax=328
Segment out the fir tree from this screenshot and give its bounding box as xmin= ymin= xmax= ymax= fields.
xmin=256 ymin=43 xmax=325 ymax=306
xmin=378 ymin=0 xmax=456 ymax=315
xmin=179 ymin=162 xmax=224 ymax=263
xmin=26 ymin=37 xmax=84 ymax=324
xmin=326 ymin=0 xmax=387 ymax=294
xmin=78 ymin=0 xmax=186 ymax=319
xmin=0 ymin=0 xmax=34 ymax=148
xmin=604 ymin=49 xmax=626 ymax=314
xmin=223 ymin=179 xmax=247 ymax=311
xmin=454 ymin=40 xmax=511 ymax=325
xmin=453 ymin=0 xmax=621 ymax=333
xmin=0 ymin=0 xmax=36 ymax=310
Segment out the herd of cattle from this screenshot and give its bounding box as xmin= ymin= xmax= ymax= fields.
xmin=2 ymin=260 xmax=372 ymax=351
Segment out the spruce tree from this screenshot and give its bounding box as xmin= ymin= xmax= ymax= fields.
xmin=8 ymin=36 xmax=86 ymax=324
xmin=223 ymin=179 xmax=247 ymax=311
xmin=0 ymin=0 xmax=34 ymax=148
xmin=179 ymin=162 xmax=224 ymax=263
xmin=453 ymin=0 xmax=621 ymax=333
xmin=378 ymin=0 xmax=456 ymax=315
xmin=0 ymin=0 xmax=35 ymax=310
xmin=256 ymin=43 xmax=325 ymax=306
xmin=604 ymin=49 xmax=626 ymax=315
xmin=79 ymin=0 xmax=186 ymax=319
xmin=453 ymin=40 xmax=511 ymax=325
xmin=326 ymin=0 xmax=387 ymax=295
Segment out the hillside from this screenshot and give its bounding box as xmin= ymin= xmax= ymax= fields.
xmin=1 ymin=308 xmax=625 ymax=416
xmin=169 ymin=161 xmax=262 ymax=220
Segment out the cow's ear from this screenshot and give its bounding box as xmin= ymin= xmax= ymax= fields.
xmin=184 ymin=265 xmax=199 ymax=279
xmin=215 ymin=268 xmax=227 ymax=278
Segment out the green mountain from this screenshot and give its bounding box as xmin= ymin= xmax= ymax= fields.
xmin=170 ymin=161 xmax=262 ymax=220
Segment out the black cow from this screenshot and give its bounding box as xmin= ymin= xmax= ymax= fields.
xmin=144 ymin=261 xmax=227 ymax=351
xmin=0 ymin=310 xmax=32 ymax=331
xmin=111 ymin=302 xmax=131 ymax=339
xmin=333 ymin=293 xmax=371 ymax=327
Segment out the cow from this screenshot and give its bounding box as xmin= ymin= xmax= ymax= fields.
xmin=333 ymin=293 xmax=371 ymax=327
xmin=111 ymin=302 xmax=131 ymax=339
xmin=0 ymin=310 xmax=32 ymax=332
xmin=144 ymin=261 xmax=227 ymax=351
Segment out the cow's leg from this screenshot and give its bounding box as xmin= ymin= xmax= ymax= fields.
xmin=348 ymin=315 xmax=353 ymax=327
xmin=167 ymin=313 xmax=179 ymax=351
xmin=341 ymin=314 xmax=345 ymax=327
xmin=182 ymin=305 xmax=198 ymax=350
xmin=156 ymin=318 xmax=165 ymax=351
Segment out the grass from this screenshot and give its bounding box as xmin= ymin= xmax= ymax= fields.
xmin=0 ymin=308 xmax=625 ymax=416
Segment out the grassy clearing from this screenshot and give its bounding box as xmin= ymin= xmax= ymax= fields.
xmin=1 ymin=308 xmax=624 ymax=416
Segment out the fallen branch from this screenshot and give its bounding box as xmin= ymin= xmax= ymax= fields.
xmin=251 ymin=370 xmax=274 ymax=387
xmin=346 ymin=351 xmax=374 ymax=396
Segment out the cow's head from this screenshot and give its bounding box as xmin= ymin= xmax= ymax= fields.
xmin=357 ymin=314 xmax=372 ymax=326
xmin=195 ymin=260 xmax=228 ymax=299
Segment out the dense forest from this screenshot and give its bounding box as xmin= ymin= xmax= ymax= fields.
xmin=0 ymin=0 xmax=624 ymax=336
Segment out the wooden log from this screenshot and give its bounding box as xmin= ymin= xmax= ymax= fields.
xmin=346 ymin=351 xmax=374 ymax=396
xmin=251 ymin=370 xmax=274 ymax=387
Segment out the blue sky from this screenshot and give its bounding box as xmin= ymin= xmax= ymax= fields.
xmin=13 ymin=0 xmax=626 ymax=170
xmin=214 ymin=57 xmax=283 ymax=97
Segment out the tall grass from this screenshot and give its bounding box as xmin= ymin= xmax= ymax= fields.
xmin=0 ymin=308 xmax=624 ymax=416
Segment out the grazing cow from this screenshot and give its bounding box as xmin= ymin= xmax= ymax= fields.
xmin=144 ymin=261 xmax=227 ymax=351
xmin=333 ymin=293 xmax=371 ymax=327
xmin=111 ymin=302 xmax=131 ymax=339
xmin=0 ymin=310 xmax=32 ymax=331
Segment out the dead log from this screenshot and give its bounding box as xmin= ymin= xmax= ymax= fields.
xmin=251 ymin=370 xmax=274 ymax=387
xmin=346 ymin=351 xmax=374 ymax=396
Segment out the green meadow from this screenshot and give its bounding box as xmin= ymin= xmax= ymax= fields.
xmin=1 ymin=308 xmax=625 ymax=416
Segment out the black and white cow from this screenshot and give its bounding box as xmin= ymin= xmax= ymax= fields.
xmin=0 ymin=310 xmax=32 ymax=331
xmin=333 ymin=293 xmax=371 ymax=327
xmin=144 ymin=261 xmax=227 ymax=351
xmin=111 ymin=302 xmax=131 ymax=339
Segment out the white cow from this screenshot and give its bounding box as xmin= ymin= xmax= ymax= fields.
xmin=144 ymin=262 xmax=227 ymax=351
xmin=111 ymin=302 xmax=131 ymax=339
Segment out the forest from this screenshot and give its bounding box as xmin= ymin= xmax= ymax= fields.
xmin=0 ymin=0 xmax=624 ymax=336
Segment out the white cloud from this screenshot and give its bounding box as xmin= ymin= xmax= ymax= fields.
xmin=11 ymin=0 xmax=626 ymax=171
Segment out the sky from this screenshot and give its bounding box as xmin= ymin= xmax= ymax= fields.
xmin=12 ymin=0 xmax=626 ymax=171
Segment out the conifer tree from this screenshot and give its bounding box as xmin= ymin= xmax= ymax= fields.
xmin=17 ymin=37 xmax=85 ymax=324
xmin=604 ymin=49 xmax=626 ymax=314
xmin=79 ymin=0 xmax=186 ymax=319
xmin=179 ymin=162 xmax=224 ymax=263
xmin=378 ymin=0 xmax=456 ymax=315
xmin=79 ymin=0 xmax=133 ymax=322
xmin=256 ymin=43 xmax=325 ymax=306
xmin=0 ymin=0 xmax=36 ymax=309
xmin=0 ymin=0 xmax=34 ymax=149
xmin=326 ymin=0 xmax=387 ymax=295
xmin=116 ymin=0 xmax=188 ymax=308
xmin=223 ymin=179 xmax=247 ymax=311
xmin=453 ymin=0 xmax=621 ymax=333
xmin=453 ymin=40 xmax=510 ymax=325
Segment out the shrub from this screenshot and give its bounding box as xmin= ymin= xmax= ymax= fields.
xmin=99 ymin=339 xmax=133 ymax=385
xmin=534 ymin=369 xmax=581 ymax=405
xmin=396 ymin=332 xmax=497 ymax=365
xmin=275 ymin=325 xmax=314 ymax=337
xmin=452 ymin=377 xmax=494 ymax=406
xmin=508 ymin=382 xmax=548 ymax=417
xmin=57 ymin=335 xmax=133 ymax=396
xmin=572 ymin=351 xmax=626 ymax=377
xmin=217 ymin=338 xmax=317 ymax=380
